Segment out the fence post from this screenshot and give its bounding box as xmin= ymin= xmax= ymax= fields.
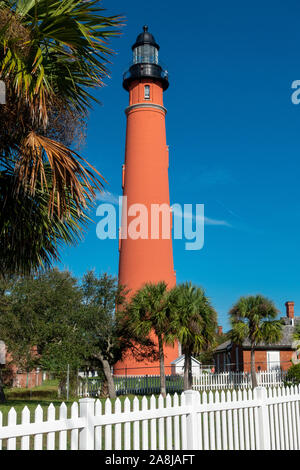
xmin=79 ymin=398 xmax=95 ymax=450
xmin=254 ymin=387 xmax=271 ymax=450
xmin=184 ymin=390 xmax=199 ymax=450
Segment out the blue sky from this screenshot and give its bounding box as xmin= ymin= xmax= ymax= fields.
xmin=58 ymin=0 xmax=300 ymax=331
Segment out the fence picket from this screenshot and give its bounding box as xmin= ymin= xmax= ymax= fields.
xmin=123 ymin=397 xmax=131 ymax=450
xmin=7 ymin=407 xmax=17 ymax=450
xmin=59 ymin=403 xmax=67 ymax=450
xmin=70 ymin=402 xmax=79 ymax=450
xmin=220 ymin=391 xmax=227 ymax=450
xmin=94 ymin=399 xmax=102 ymax=450
xmin=150 ymin=395 xmax=157 ymax=450
xmin=141 ymin=396 xmax=148 ymax=450
xmin=208 ymin=391 xmax=215 ymax=450
xmin=34 ymin=405 xmax=43 ymax=450
xmin=104 ymin=398 xmax=112 ymax=450
xmin=115 ymin=398 xmax=122 ymax=450
xmin=21 ymin=407 xmax=30 ymax=450
xmin=173 ymin=393 xmax=180 ymax=450
xmin=158 ymin=395 xmax=165 ymax=450
xmin=166 ymin=394 xmax=172 ymax=450
xmin=232 ymin=391 xmax=239 ymax=450
xmin=46 ymin=403 xmax=55 ymax=450
xmin=133 ymin=397 xmax=140 ymax=450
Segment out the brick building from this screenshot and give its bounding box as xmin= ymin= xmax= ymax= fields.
xmin=214 ymin=301 xmax=300 ymax=373
xmin=0 ymin=340 xmax=43 ymax=388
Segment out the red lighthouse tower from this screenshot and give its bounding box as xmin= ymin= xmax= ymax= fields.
xmin=115 ymin=26 xmax=178 ymax=375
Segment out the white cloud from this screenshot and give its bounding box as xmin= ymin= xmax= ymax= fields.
xmin=172 ymin=205 xmax=231 ymax=227
xmin=96 ymin=191 xmax=120 ymax=205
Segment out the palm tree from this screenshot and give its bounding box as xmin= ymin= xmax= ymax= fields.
xmin=170 ymin=283 xmax=217 ymax=390
xmin=0 ymin=163 xmax=89 ymax=275
xmin=0 ymin=0 xmax=123 ymax=274
xmin=127 ymin=282 xmax=176 ymax=398
xmin=229 ymin=295 xmax=283 ymax=388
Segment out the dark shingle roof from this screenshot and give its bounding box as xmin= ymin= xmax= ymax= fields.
xmin=215 ymin=317 xmax=300 ymax=351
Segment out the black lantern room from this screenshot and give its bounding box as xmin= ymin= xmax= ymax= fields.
xmin=123 ymin=26 xmax=169 ymax=91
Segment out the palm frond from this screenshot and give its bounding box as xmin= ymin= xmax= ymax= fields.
xmin=17 ymin=130 xmax=105 ymax=216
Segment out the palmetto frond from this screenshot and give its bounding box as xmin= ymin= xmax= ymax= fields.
xmin=171 ymin=282 xmax=217 ymax=354
xmin=128 ymin=282 xmax=173 ymax=339
xmin=229 ymin=295 xmax=282 ymax=346
xmin=17 ymin=130 xmax=105 ymax=217
xmin=0 ymin=0 xmax=124 ymax=125
xmin=0 ymin=1 xmax=123 ymax=274
xmin=0 ymin=0 xmax=123 ymax=218
xmin=0 ymin=162 xmax=89 ymax=276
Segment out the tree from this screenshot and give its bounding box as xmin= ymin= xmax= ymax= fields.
xmin=80 ymin=271 xmax=127 ymax=399
xmin=294 ymin=323 xmax=300 ymax=342
xmin=293 ymin=324 xmax=300 ymax=364
xmin=80 ymin=272 xmax=156 ymax=399
xmin=170 ymin=283 xmax=217 ymax=390
xmin=285 ymin=363 xmax=300 ymax=386
xmin=0 ymin=276 xmax=13 ymax=402
xmin=0 ymin=269 xmax=86 ymax=398
xmin=229 ymin=295 xmax=283 ymax=388
xmin=0 ymin=164 xmax=90 ymax=275
xmin=0 ymin=0 xmax=123 ymax=275
xmin=0 ymin=269 xmax=156 ymax=401
xmin=127 ymin=282 xmax=175 ymax=398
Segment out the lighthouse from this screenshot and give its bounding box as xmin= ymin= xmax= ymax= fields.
xmin=115 ymin=26 xmax=179 ymax=375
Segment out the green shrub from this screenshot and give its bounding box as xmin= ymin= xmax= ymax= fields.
xmin=284 ymin=363 xmax=300 ymax=386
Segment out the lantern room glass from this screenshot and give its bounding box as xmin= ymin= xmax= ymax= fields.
xmin=133 ymin=45 xmax=158 ymax=64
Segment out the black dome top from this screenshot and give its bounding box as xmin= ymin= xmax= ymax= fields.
xmin=132 ymin=25 xmax=160 ymax=51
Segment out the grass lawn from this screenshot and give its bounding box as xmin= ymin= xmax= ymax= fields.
xmin=0 ymin=379 xmax=164 ymax=425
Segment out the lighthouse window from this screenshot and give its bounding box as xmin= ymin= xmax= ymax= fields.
xmin=133 ymin=45 xmax=158 ymax=64
xmin=144 ymin=85 xmax=150 ymax=99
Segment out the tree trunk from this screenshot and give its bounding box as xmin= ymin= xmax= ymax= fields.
xmin=184 ymin=351 xmax=192 ymax=391
xmin=0 ymin=368 xmax=6 ymax=403
xmin=58 ymin=376 xmax=67 ymax=398
xmin=96 ymin=354 xmax=116 ymax=400
xmin=158 ymin=334 xmax=166 ymax=398
xmin=250 ymin=347 xmax=258 ymax=388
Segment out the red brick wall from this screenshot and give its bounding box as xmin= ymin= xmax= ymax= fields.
xmin=4 ymin=347 xmax=43 ymax=389
xmin=243 ymin=350 xmax=294 ymax=372
xmin=214 ymin=347 xmax=296 ymax=372
xmin=12 ymin=369 xmax=43 ymax=388
xmin=242 ymin=350 xmax=267 ymax=372
xmin=279 ymin=350 xmax=295 ymax=371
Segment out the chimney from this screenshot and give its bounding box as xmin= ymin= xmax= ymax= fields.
xmin=218 ymin=326 xmax=223 ymax=336
xmin=285 ymin=301 xmax=294 ymax=319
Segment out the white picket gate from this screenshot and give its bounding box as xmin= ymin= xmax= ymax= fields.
xmin=193 ymin=370 xmax=287 ymax=390
xmin=0 ymin=385 xmax=299 ymax=450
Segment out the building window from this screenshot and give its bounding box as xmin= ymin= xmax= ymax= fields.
xmin=144 ymin=85 xmax=150 ymax=99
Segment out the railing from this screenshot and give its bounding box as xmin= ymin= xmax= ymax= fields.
xmin=78 ymin=371 xmax=288 ymax=397
xmin=122 ymin=60 xmax=169 ymax=82
xmin=193 ymin=371 xmax=287 ymax=391
xmin=1 ymin=385 xmax=299 ymax=450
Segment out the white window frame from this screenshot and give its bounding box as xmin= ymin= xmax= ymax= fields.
xmin=267 ymin=351 xmax=281 ymax=371
xmin=144 ymin=85 xmax=150 ymax=100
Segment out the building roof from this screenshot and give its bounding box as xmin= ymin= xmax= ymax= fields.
xmin=215 ymin=317 xmax=300 ymax=352
xmin=171 ymin=355 xmax=201 ymax=365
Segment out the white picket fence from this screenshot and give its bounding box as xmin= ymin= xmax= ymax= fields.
xmin=78 ymin=371 xmax=288 ymax=398
xmin=193 ymin=370 xmax=287 ymax=390
xmin=0 ymin=385 xmax=299 ymax=450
